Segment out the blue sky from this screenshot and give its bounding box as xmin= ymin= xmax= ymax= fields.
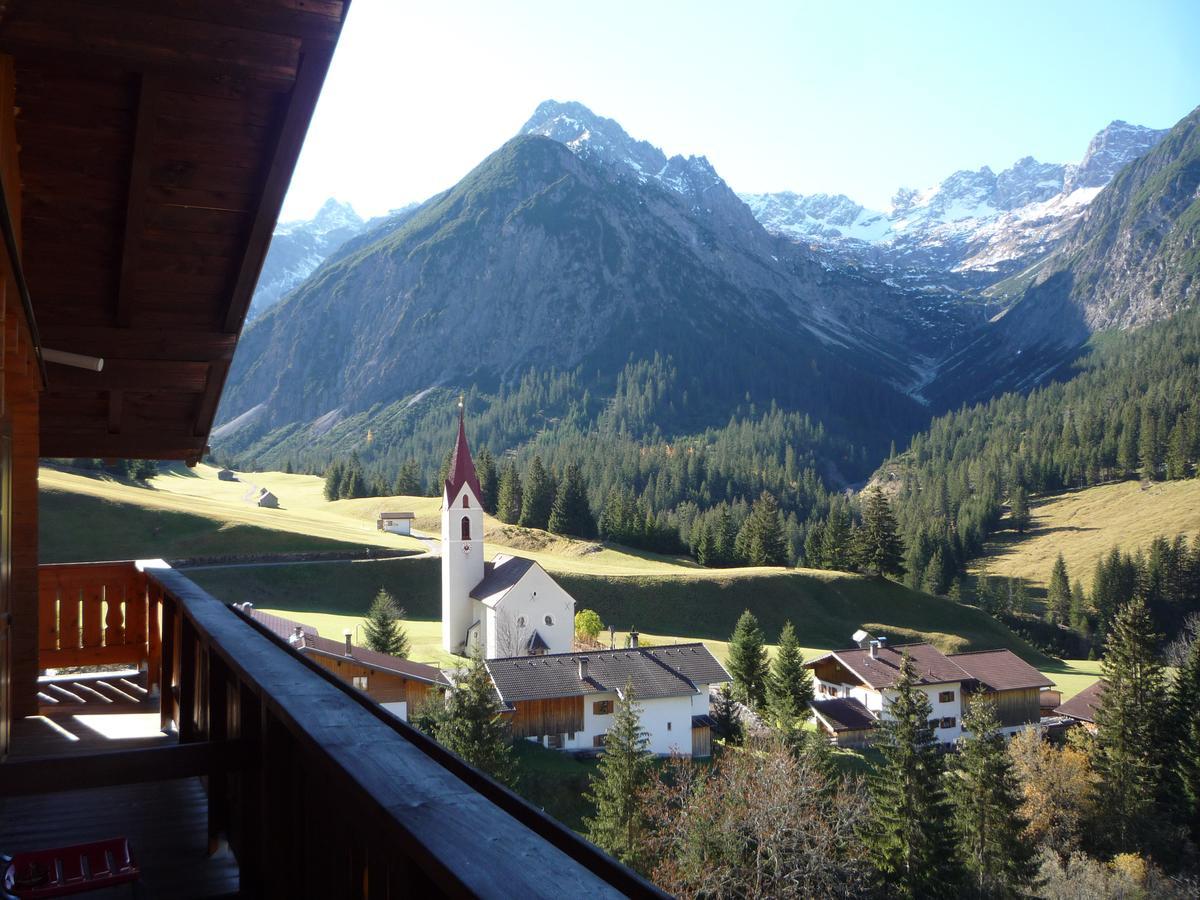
xmin=280 ymin=0 xmax=1200 ymax=220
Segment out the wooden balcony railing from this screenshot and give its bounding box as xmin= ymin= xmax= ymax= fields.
xmin=129 ymin=561 xmax=663 ymax=898
xmin=38 ymin=562 xmax=161 ymax=690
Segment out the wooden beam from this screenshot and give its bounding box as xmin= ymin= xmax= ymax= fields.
xmin=192 ymin=359 xmax=228 ymax=437
xmin=0 ymin=741 xmax=243 ymax=796
xmin=37 ymin=325 xmax=238 ymax=362
xmin=116 ymin=74 xmax=156 ymax=328
xmin=107 ymin=389 xmax=122 ymax=434
xmin=222 ymin=46 xmax=333 ymax=335
xmin=38 ymin=430 xmax=202 ymax=460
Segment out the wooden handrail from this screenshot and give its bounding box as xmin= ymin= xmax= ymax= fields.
xmin=142 ymin=562 xmax=663 ymax=899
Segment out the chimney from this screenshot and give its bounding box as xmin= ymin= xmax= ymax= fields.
xmin=877 ymin=636 xmax=887 ymax=650
xmin=578 ymin=658 xmax=589 ymax=680
xmin=629 ymin=630 xmax=639 ymax=649
xmin=343 ymin=629 xmax=353 ymax=657
xmin=609 ymin=624 xmax=615 ymax=650
xmin=869 ymin=639 xmax=880 ymax=659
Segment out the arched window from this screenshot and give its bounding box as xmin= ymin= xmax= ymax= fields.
xmin=461 ymin=516 xmax=471 ymax=541
xmin=462 ymin=495 xmax=469 ymax=508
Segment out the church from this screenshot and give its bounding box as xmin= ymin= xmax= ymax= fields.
xmin=440 ymin=409 xmax=577 ymax=658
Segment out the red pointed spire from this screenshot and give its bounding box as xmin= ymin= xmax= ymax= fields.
xmin=444 ymin=396 xmax=482 ymax=502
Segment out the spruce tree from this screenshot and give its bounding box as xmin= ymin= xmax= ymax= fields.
xmin=1171 ymin=635 xmax=1200 ymax=840
xmin=495 ymin=461 xmax=522 ymax=524
xmin=820 ymin=503 xmax=853 ymax=570
xmin=436 ymin=649 xmax=516 ymax=786
xmin=1091 ymin=597 xmax=1168 ymax=854
xmin=727 ymin=609 xmax=769 ymax=708
xmin=1069 ymin=578 xmax=1090 ymax=635
xmin=518 ymin=455 xmax=554 ymax=530
xmin=803 ymin=520 xmax=825 ymax=568
xmin=1009 ymin=486 xmax=1030 ymax=533
xmin=323 ymin=460 xmax=344 ymax=501
xmin=712 ymin=683 xmax=743 ymax=746
xmin=738 ymin=491 xmax=789 ymax=566
xmin=436 ymin=447 xmax=453 ymax=493
xmin=393 ymin=459 xmax=422 ymax=495
xmin=856 ymin=486 xmax=906 ymax=578
xmin=547 ymin=462 xmax=594 ymax=537
xmin=583 ymin=681 xmax=651 ymax=867
xmin=362 ymin=588 xmax=410 ymax=658
xmin=694 ymin=520 xmax=713 ymax=566
xmin=860 ymin=653 xmax=961 ymax=898
xmin=948 ymin=695 xmax=1037 ymax=897
xmin=1046 ymin=553 xmax=1071 ymax=625
xmin=765 ymin=620 xmax=813 ymax=725
xmin=475 ymin=447 xmax=497 ymax=513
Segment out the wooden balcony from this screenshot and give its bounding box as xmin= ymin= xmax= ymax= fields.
xmin=1 ymin=561 xmax=661 ymax=898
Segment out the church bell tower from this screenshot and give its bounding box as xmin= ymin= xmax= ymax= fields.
xmin=441 ymin=399 xmax=484 ymax=653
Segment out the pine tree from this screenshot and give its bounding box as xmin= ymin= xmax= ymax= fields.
xmin=820 ymin=502 xmax=853 ymax=570
xmin=856 ymin=486 xmax=906 ymax=578
xmin=323 ymin=461 xmax=344 ymax=501
xmin=1069 ymin=578 xmax=1090 ymax=635
xmin=436 ymin=649 xmax=516 ymax=786
xmin=765 ymin=620 xmax=813 ymax=726
xmin=583 ymin=681 xmax=651 ymax=867
xmin=1139 ymin=407 xmax=1161 ymax=480
xmin=340 ymin=455 xmax=367 ymax=499
xmin=860 ymin=653 xmax=961 ymax=899
xmin=803 ymin=520 xmax=825 ymax=568
xmin=1046 ymin=553 xmax=1071 ymax=625
xmin=948 ymin=694 xmax=1037 ymax=898
xmin=1091 ymin=597 xmax=1168 ymax=854
xmin=1165 ymin=422 xmax=1188 ymax=479
xmin=547 ymin=462 xmax=594 ymax=537
xmin=475 ymin=447 xmax=497 ymax=513
xmin=711 ymin=683 xmax=743 ymax=746
xmin=1171 ymin=635 xmax=1200 ymax=840
xmin=1009 ymin=486 xmax=1031 ymax=534
xmin=727 ymin=609 xmax=769 ymax=708
xmin=518 ymin=455 xmax=554 ymax=530
xmin=495 ymin=461 xmax=522 ymax=524
xmin=739 ymin=490 xmax=789 ymax=566
xmin=436 ymin=447 xmax=453 ymax=493
xmin=393 ymin=459 xmax=422 ymax=496
xmin=694 ymin=520 xmax=713 ymax=566
xmin=362 ymin=588 xmax=410 ymax=658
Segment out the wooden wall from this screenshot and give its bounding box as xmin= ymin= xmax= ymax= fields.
xmin=510 ymin=696 xmax=584 ymax=739
xmin=0 ymin=53 xmax=41 ymax=757
xmin=966 ymin=687 xmax=1041 ymax=727
xmin=303 ymin=652 xmax=438 ymax=709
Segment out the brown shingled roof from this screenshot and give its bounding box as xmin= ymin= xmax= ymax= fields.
xmin=814 ymin=642 xmax=973 ymax=689
xmin=238 ymin=605 xmax=448 ymax=687
xmin=1054 ymin=679 xmax=1106 ymax=723
xmin=947 ymin=649 xmax=1056 ymax=692
xmin=810 ymin=697 xmax=878 ymax=732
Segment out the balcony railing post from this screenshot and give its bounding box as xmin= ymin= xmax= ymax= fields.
xmin=147 ymin=582 xmax=163 ymax=695
xmin=207 ymin=650 xmax=230 ymax=856
xmin=178 ymin=615 xmax=198 ymax=743
xmin=159 ymin=593 xmax=176 ymax=733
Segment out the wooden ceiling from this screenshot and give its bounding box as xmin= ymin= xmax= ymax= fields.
xmin=0 ymin=0 xmax=351 ymax=461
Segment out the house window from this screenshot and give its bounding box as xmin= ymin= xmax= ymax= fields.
xmin=593 ymin=700 xmax=614 ymax=715
xmin=517 ymin=616 xmax=526 ymax=628
xmin=544 ymin=614 xmax=554 ymax=626
xmin=352 ymin=676 xmax=368 ymax=690
xmin=593 ymin=734 xmax=607 ymax=748
xmin=940 ymin=717 xmax=956 ymax=729
xmin=461 ymin=516 xmax=471 ymax=540
xmin=547 ymin=734 xmax=563 ymax=749
xmin=568 ymin=731 xmax=576 ymax=741
xmin=463 ymin=495 xmax=469 ymax=508
xmin=667 ymin=721 xmax=672 ymax=731
xmin=938 ymin=691 xmax=955 ymax=703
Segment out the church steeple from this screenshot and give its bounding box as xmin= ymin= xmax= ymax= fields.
xmin=444 ymin=396 xmax=482 ymax=504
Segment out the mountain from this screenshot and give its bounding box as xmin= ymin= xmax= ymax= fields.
xmin=215 ymin=109 xmax=983 ymax=477
xmin=741 ymin=120 xmax=1168 ymax=291
xmin=924 ymin=106 xmax=1200 ymax=408
xmin=248 ymin=199 xmax=372 ymax=320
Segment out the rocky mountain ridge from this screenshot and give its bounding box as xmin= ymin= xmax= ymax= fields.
xmin=741 ymin=120 xmax=1168 ymax=290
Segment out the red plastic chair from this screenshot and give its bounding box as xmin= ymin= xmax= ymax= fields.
xmin=2 ymin=838 xmax=140 ymax=898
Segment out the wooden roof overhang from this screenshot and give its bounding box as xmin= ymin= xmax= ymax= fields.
xmin=0 ymin=0 xmax=351 ymax=461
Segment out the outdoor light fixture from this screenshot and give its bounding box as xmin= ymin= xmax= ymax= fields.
xmin=43 ymin=348 xmax=104 ymax=372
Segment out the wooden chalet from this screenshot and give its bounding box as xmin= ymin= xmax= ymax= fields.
xmin=0 ymin=2 xmax=661 ymax=896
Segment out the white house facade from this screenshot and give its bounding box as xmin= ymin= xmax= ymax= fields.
xmin=485 ymin=643 xmax=729 ymax=758
xmin=440 ymin=410 xmax=576 ymax=658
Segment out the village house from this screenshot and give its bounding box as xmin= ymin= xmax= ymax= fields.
xmin=1053 ymin=679 xmax=1106 ymax=732
xmin=485 ymin=641 xmax=729 ymax=757
xmin=807 ymin=632 xmax=1055 ymax=747
xmin=440 ymin=408 xmax=577 ymax=658
xmin=237 ymin=606 xmax=449 ymax=722
xmin=377 ymin=510 xmax=415 ymax=535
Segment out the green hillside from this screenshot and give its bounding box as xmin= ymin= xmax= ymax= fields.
xmin=186 ymin=554 xmax=1055 ymax=668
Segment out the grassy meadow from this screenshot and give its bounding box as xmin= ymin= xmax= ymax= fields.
xmin=974 ymin=478 xmax=1200 ymax=591
xmin=40 ymin=462 xmax=1100 ymax=697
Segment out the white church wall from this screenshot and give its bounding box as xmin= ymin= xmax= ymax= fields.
xmin=485 ymin=565 xmax=575 ymax=658
xmin=441 ymin=481 xmax=483 ymax=653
